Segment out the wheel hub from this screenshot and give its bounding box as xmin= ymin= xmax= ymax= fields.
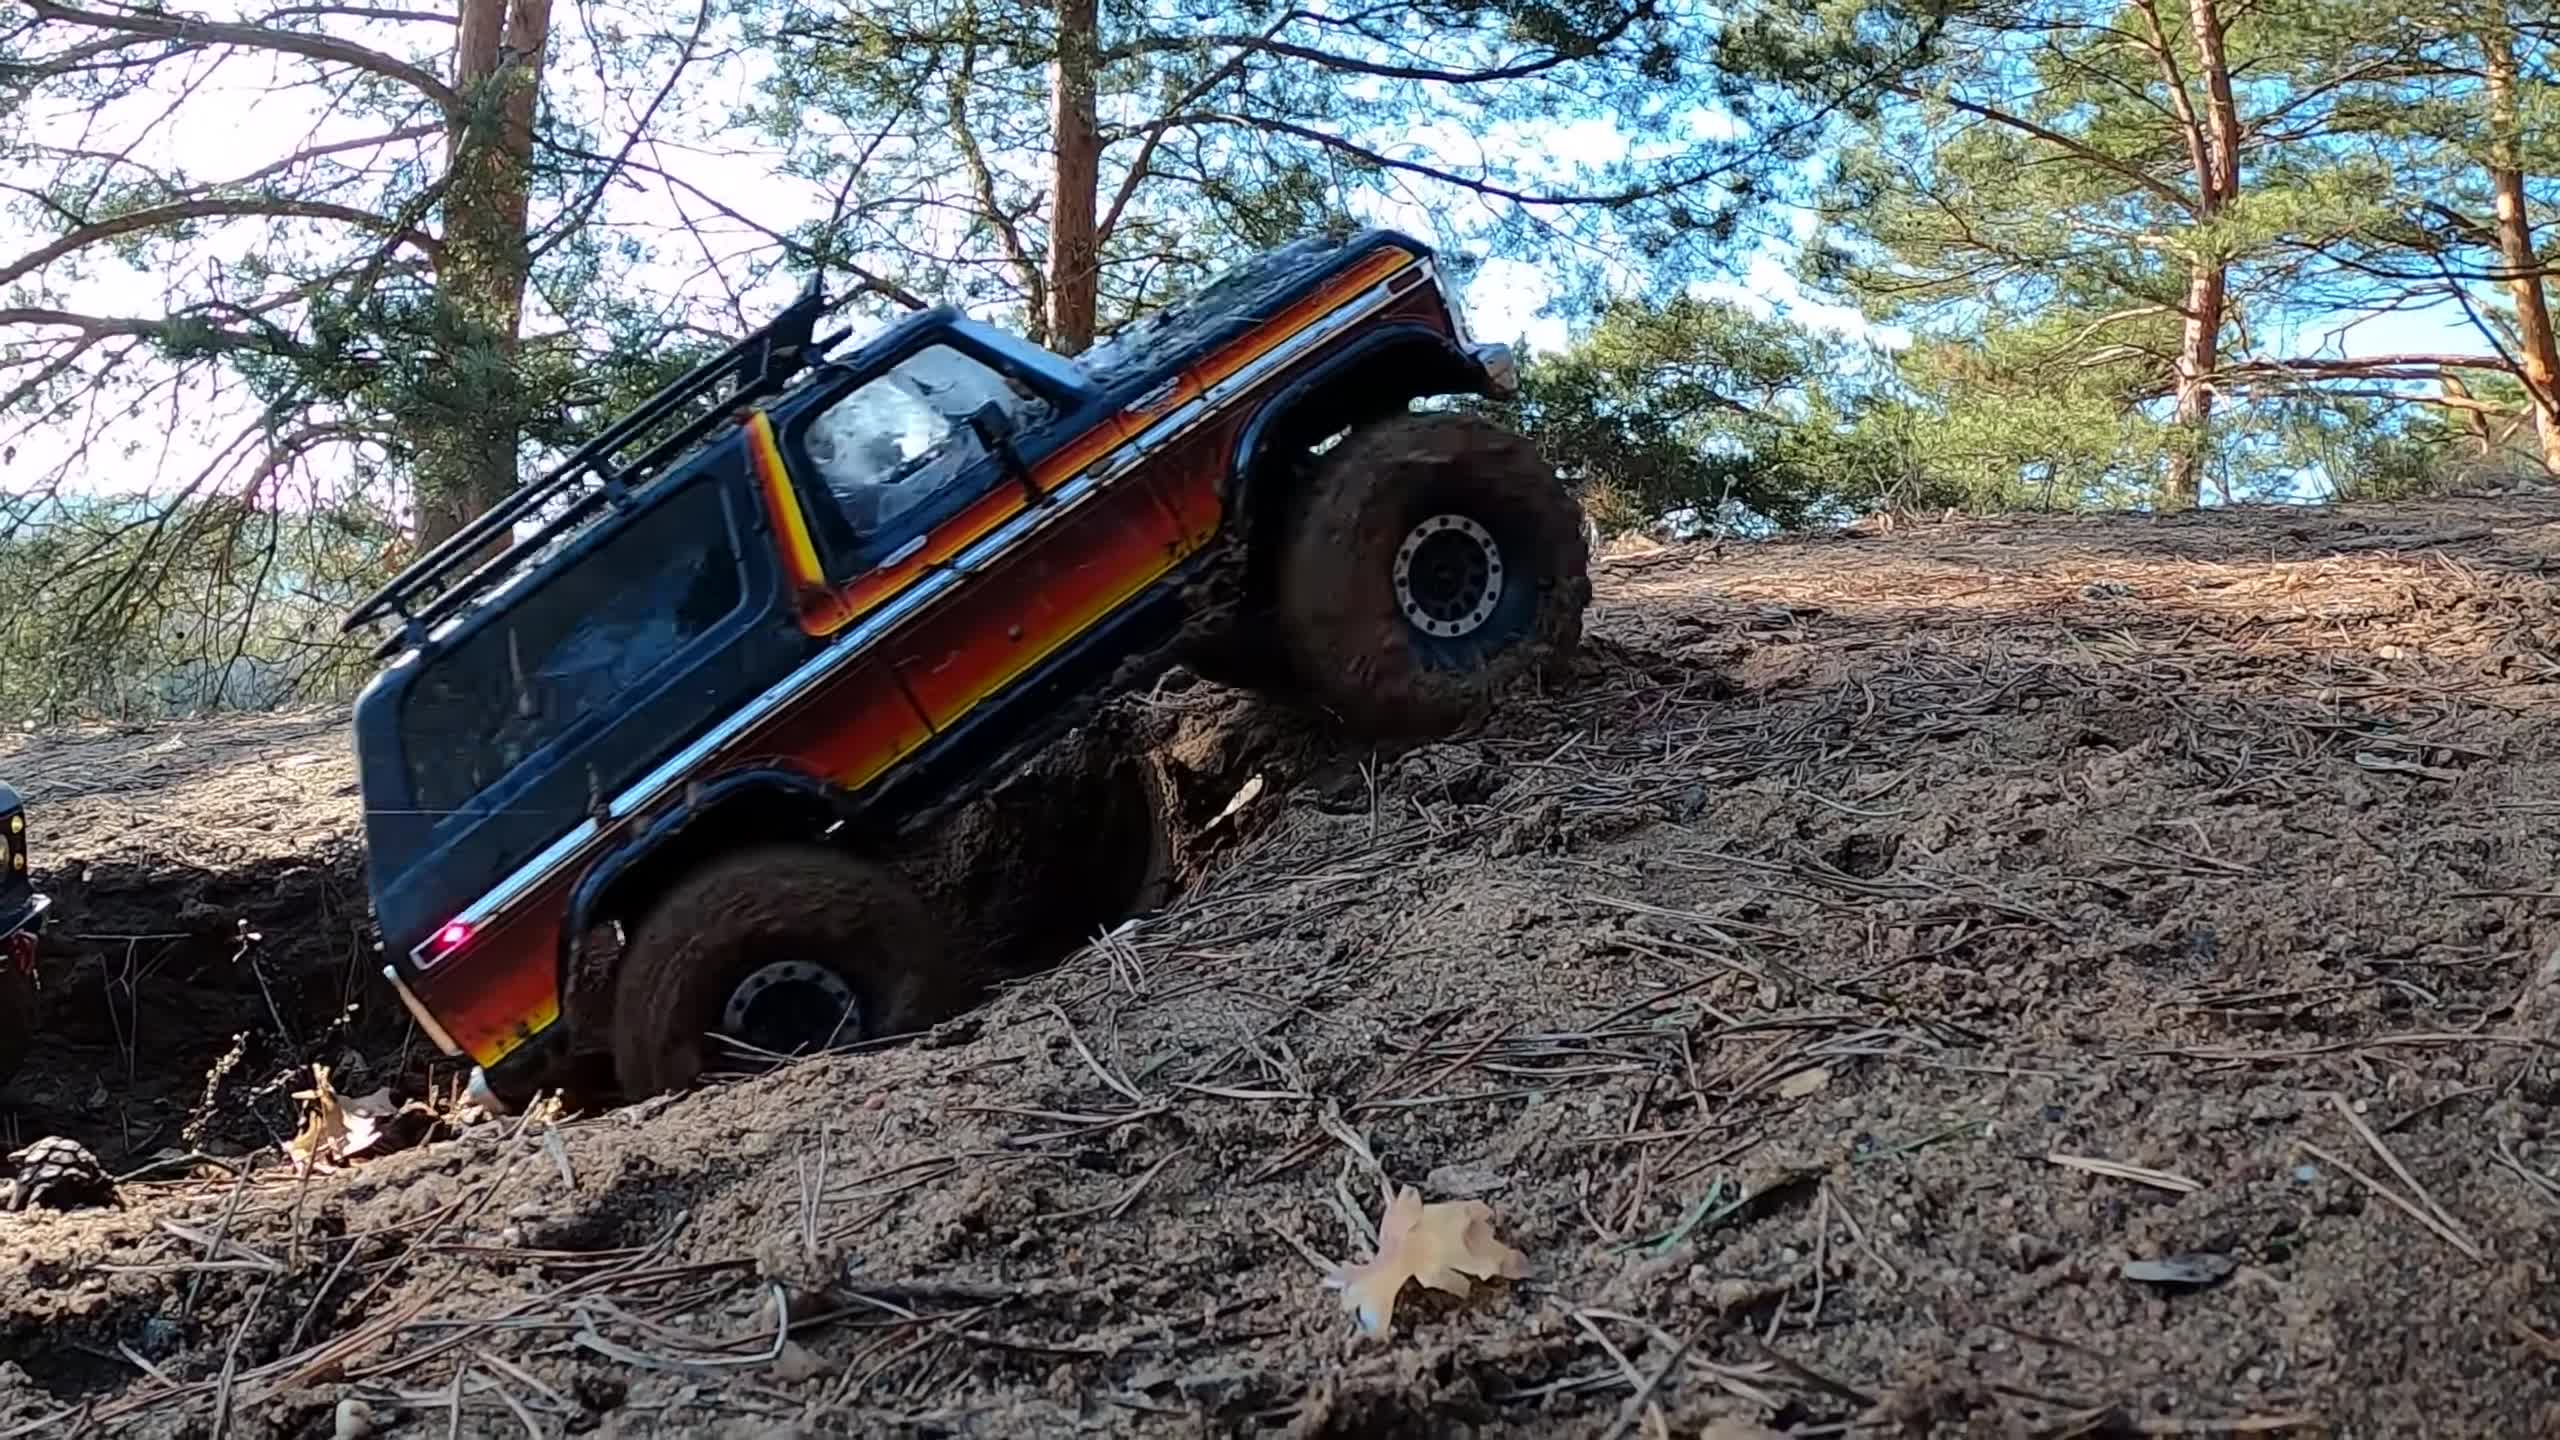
xmin=1392 ymin=513 xmax=1505 ymax=639
xmin=720 ymin=960 xmax=860 ymax=1058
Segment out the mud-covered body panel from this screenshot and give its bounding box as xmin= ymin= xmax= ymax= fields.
xmin=353 ymin=228 xmax=1500 ymax=1078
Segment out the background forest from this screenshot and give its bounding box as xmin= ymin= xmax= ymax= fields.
xmin=1 ymin=0 xmax=2555 ymax=719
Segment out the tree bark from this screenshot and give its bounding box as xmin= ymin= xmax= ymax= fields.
xmin=2481 ymin=24 xmax=2560 ymax=473
xmin=1046 ymin=0 xmax=1102 ymax=355
xmin=2167 ymin=260 xmax=2226 ymax=507
xmin=2158 ymin=0 xmax=2241 ymax=511
xmin=413 ymin=0 xmax=554 ymax=551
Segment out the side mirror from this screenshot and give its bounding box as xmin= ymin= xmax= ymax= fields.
xmin=966 ymin=399 xmax=1015 ymax=448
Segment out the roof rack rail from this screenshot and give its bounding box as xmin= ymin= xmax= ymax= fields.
xmin=343 ymin=274 xmax=846 ymax=655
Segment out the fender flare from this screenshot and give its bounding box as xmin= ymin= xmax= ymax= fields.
xmin=560 ymin=765 xmax=856 ymax=980
xmin=1223 ymin=321 xmax=1482 ymax=514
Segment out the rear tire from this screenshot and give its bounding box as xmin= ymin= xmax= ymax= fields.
xmin=609 ymin=844 xmax=950 ymax=1097
xmin=1272 ymin=412 xmax=1589 ymax=738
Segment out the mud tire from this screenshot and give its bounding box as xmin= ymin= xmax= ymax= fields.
xmin=609 ymin=844 xmax=951 ymax=1098
xmin=1272 ymin=412 xmax=1589 ymax=738
xmin=1102 ymin=746 xmax=1180 ymax=920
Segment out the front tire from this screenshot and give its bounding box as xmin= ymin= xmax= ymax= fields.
xmin=1272 ymin=412 xmax=1590 ymax=738
xmin=609 ymin=844 xmax=950 ymax=1097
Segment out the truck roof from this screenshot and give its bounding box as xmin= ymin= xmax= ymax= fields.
xmin=342 ymin=278 xmax=857 ymax=658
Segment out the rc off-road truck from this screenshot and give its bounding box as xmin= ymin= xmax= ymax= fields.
xmin=341 ymin=227 xmax=1591 ymax=1103
xmin=0 ymin=783 xmax=48 ymax=1086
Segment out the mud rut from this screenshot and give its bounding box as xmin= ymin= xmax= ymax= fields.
xmin=0 ymin=683 xmax=1346 ymax=1159
xmin=7 ymin=496 xmax=2560 ymax=1437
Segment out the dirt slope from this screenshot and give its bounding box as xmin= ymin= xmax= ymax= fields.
xmin=0 ymin=710 xmax=378 ymax=1156
xmin=6 ymin=495 xmax=2560 ymax=1438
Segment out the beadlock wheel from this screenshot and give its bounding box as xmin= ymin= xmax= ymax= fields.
xmin=1392 ymin=513 xmax=1505 ymax=640
xmin=1269 ymin=412 xmax=1591 ymax=739
xmin=720 ymin=959 xmax=862 ymax=1057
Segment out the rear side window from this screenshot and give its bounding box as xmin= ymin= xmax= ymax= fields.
xmin=400 ymin=480 xmax=745 ymax=817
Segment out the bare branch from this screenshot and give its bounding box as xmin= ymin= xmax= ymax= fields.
xmin=0 ymin=307 xmax=296 ymax=349
xmin=1096 ymin=12 xmax=1289 ymax=247
xmin=1144 ymin=112 xmax=1740 ymax=208
xmin=527 ymin=0 xmax=711 ymax=264
xmin=258 ymin=4 xmax=454 ymax=22
xmin=946 ymin=40 xmax=1046 ymax=334
xmin=2215 ymin=353 xmax=2527 ymax=379
xmin=0 ymin=196 xmax=438 ymax=291
xmin=19 ymin=0 xmax=462 ymax=112
xmin=213 ymin=123 xmax=442 ymax=193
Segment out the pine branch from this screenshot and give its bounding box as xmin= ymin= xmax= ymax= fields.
xmin=1095 ymin=4 xmax=1654 ymax=83
xmin=19 ymin=0 xmax=462 ymax=112
xmin=1887 ymin=82 xmax=2196 ymax=214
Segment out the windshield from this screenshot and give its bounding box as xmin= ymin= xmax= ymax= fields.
xmin=802 ymin=344 xmax=1053 ymax=536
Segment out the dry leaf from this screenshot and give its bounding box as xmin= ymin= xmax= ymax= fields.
xmin=770 ymin=1339 xmax=828 ymax=1383
xmin=1328 ymin=1183 xmax=1528 ymax=1337
xmin=1777 ymin=1067 xmax=1831 ymax=1099
xmin=288 ymin=1065 xmax=436 ymax=1172
xmin=287 ymin=1064 xmax=363 ymax=1172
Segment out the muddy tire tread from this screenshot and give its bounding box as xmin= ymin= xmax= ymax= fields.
xmin=609 ymin=844 xmax=949 ymax=1097
xmin=1272 ymin=412 xmax=1590 ymax=737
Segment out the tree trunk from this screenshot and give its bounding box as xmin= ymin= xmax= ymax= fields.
xmin=2158 ymin=0 xmax=2241 ymax=511
xmin=414 ymin=0 xmax=554 ymax=551
xmin=2482 ymin=26 xmax=2560 ymax=473
xmin=1046 ymin=0 xmax=1101 ymax=356
xmin=2167 ymin=259 xmax=2226 ymax=508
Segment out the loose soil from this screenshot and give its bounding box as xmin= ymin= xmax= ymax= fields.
xmin=6 ymin=494 xmax=2560 ymax=1437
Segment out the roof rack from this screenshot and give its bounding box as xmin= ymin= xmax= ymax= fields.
xmin=343 ymin=274 xmax=850 ymax=657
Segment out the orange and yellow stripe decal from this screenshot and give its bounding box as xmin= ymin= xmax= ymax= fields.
xmin=747 ymin=244 xmax=1416 ymax=637
xmin=421 ymin=905 xmax=567 ymax=1069
xmin=427 ymin=245 xmax=1422 ymax=1073
xmin=746 ymin=410 xmax=827 ymax=590
xmin=891 ymin=473 xmax=1219 ymax=732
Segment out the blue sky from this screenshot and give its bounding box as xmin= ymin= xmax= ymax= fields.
xmin=0 ymin=15 xmax=2508 ymax=506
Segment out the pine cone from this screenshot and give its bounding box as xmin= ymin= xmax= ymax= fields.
xmin=2 ymin=1135 xmax=116 ymax=1211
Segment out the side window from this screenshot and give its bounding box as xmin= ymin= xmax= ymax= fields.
xmin=800 ymin=345 xmax=1051 ymax=543
xmin=401 ymin=480 xmax=745 ymax=813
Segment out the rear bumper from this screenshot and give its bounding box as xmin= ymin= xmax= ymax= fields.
xmin=1467 ymin=341 xmax=1519 ymax=399
xmin=381 ymin=963 xmax=464 ymax=1057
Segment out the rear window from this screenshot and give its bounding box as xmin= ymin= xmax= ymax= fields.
xmin=400 ymin=480 xmax=745 ymax=817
